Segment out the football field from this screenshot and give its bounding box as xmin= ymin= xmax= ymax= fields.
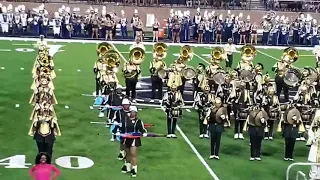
xmin=0 ymin=38 xmax=315 ymax=180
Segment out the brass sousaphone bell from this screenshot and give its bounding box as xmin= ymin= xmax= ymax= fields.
xmin=40 ymin=57 xmax=50 ymax=67
xmin=239 ymin=45 xmax=256 ymax=82
xmin=96 ymin=42 xmax=113 ymax=57
xmin=40 ymin=67 xmax=51 ymax=75
xmin=129 ymin=47 xmax=145 ymax=65
xmin=211 ymin=47 xmax=226 ymax=84
xmin=103 ymin=50 xmax=121 ymax=68
xmin=282 ymin=47 xmax=301 ymax=86
xmin=180 ymin=45 xmax=196 ymax=80
xmin=153 ymin=42 xmax=168 ymax=59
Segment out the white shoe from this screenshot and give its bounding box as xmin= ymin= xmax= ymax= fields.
xmin=98 ymin=112 xmax=104 ymax=118
xmin=284 ymin=158 xmax=289 ymax=161
xmin=234 ymin=134 xmax=239 ymax=139
xmin=199 ymin=134 xmax=204 ymax=138
xmin=239 ymin=134 xmax=244 ymax=140
xmin=166 ymin=134 xmax=171 ymax=138
xmin=300 ymin=137 xmax=306 ymax=141
xmin=214 ymin=156 xmax=220 ymax=160
xmin=296 ymin=137 xmax=301 ymax=141
xmin=150 ymin=100 xmax=154 ymax=103
xmin=230 ymin=111 xmax=234 ymax=116
xmin=204 ymin=134 xmax=209 ymax=138
xmin=132 ymin=99 xmax=137 ymax=103
xmin=171 ymin=134 xmax=177 ymax=138
xmin=250 ymin=157 xmax=255 ymax=161
xmin=255 ymin=157 xmax=261 ymax=161
xmin=264 ymin=137 xmax=269 ymax=140
xmin=269 ymin=137 xmax=273 ymax=140
xmin=289 ymin=158 xmax=294 ymax=161
xmin=110 ymin=138 xmax=115 ymax=142
xmin=209 ymin=155 xmax=215 ymax=159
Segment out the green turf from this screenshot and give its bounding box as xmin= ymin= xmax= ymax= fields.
xmin=0 ymin=40 xmax=314 ymax=180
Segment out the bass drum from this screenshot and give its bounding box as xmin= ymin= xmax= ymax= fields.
xmin=240 ymin=69 xmax=254 ymax=82
xmin=157 ymin=69 xmax=168 ymax=79
xmin=212 ymin=70 xmax=225 ymax=85
xmin=183 ymin=67 xmax=197 ymax=80
xmin=283 ymin=68 xmax=301 ymax=87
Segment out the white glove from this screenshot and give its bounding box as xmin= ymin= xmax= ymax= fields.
xmin=115 ymin=132 xmax=121 ymax=136
xmin=143 ymin=133 xmax=147 ymax=137
xmin=105 ymin=104 xmax=110 ymax=108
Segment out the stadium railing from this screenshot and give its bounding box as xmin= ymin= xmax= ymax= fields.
xmin=286 ymin=162 xmax=320 ymax=180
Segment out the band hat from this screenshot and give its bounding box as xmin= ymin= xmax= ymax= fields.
xmin=129 ymin=106 xmax=138 ymax=112
xmin=122 ymin=98 xmax=131 ymax=105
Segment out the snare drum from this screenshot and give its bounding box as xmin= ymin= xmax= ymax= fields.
xmin=238 ymin=109 xmax=248 ymax=120
xmin=268 ymin=110 xmax=279 ymax=120
xmin=170 ymin=108 xmax=181 ymax=118
xmin=301 ymin=111 xmax=312 ymax=123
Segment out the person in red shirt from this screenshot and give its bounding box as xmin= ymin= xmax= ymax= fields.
xmin=29 ymin=152 xmax=61 ymax=180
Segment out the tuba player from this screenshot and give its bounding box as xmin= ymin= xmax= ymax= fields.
xmin=162 ymin=83 xmax=184 ymax=138
xmin=149 ymin=57 xmax=166 ymax=102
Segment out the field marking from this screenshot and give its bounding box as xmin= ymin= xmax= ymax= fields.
xmin=13 ymin=44 xmax=32 ymax=46
xmin=194 ymin=53 xmax=211 ymax=65
xmin=0 ymin=37 xmax=317 ymax=51
xmin=110 ymin=43 xmax=128 ymax=63
xmin=300 ymin=54 xmax=314 ymax=57
xmin=160 ymin=107 xmax=219 ymax=180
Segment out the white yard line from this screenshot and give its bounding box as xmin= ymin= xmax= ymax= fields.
xmin=0 ymin=37 xmax=316 ymax=51
xmin=160 ymin=107 xmax=219 ymax=180
xmin=257 ymin=49 xmax=281 ymax=61
xmin=194 ymin=53 xmax=211 ymax=65
xmin=110 ymin=43 xmax=128 ymax=63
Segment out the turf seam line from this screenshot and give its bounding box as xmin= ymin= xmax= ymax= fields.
xmin=160 ymin=107 xmax=220 ymax=180
xmin=0 ymin=37 xmax=316 ymax=51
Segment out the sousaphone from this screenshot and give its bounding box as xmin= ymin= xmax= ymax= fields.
xmin=129 ymin=47 xmax=145 ymax=65
xmin=179 ymin=45 xmax=196 ymax=80
xmin=97 ymin=42 xmax=113 ymax=57
xmin=104 ymin=50 xmax=121 ymax=68
xmin=153 ymin=42 xmax=168 ymax=59
xmin=239 ymin=45 xmax=256 ymax=82
xmin=211 ymin=47 xmax=226 ymax=84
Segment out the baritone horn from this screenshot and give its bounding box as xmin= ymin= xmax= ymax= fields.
xmin=96 ymin=42 xmax=113 ymax=57
xmin=153 ymin=42 xmax=168 ymax=59
xmin=129 ymin=47 xmax=145 ymax=65
xmin=180 ymin=45 xmax=193 ymax=62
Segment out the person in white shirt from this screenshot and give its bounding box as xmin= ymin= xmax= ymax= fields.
xmin=129 ymin=35 xmax=146 ymax=51
xmin=224 ymin=38 xmax=237 ymax=68
xmin=313 ymin=46 xmax=320 ymax=67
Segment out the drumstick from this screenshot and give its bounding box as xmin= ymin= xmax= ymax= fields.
xmin=120 ymin=133 xmax=166 ymax=139
xmin=107 ymin=123 xmax=154 ymax=128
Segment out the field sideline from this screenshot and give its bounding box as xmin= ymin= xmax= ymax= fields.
xmin=0 ymin=38 xmax=314 ymax=180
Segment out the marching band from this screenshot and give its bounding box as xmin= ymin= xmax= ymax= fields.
xmin=28 ymin=36 xmax=61 ymax=159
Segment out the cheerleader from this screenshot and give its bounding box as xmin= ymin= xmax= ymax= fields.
xmin=172 ymin=21 xmax=181 ymax=43
xmin=198 ymin=21 xmax=205 ymax=44
xmin=251 ymin=22 xmax=258 ymax=45
xmin=106 ymin=16 xmax=114 ymax=40
xmin=92 ymin=16 xmax=99 ymax=39
xmin=216 ymin=22 xmax=222 ymax=44
xmin=136 ymin=19 xmax=143 ymax=42
xmin=120 ymin=106 xmax=147 ymax=177
xmin=152 ymin=18 xmax=160 ymax=42
xmin=239 ymin=21 xmax=246 ymax=45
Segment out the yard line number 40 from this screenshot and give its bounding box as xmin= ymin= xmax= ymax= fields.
xmin=0 ymin=155 xmax=94 ymax=169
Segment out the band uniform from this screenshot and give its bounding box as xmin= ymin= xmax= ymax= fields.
xmin=123 ymin=61 xmax=141 ymax=101
xmin=194 ymin=85 xmax=214 ymax=138
xmin=162 ymin=84 xmax=184 ymax=138
xmin=204 ymin=97 xmax=228 ymax=160
xmin=149 ymin=58 xmax=166 ymax=100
